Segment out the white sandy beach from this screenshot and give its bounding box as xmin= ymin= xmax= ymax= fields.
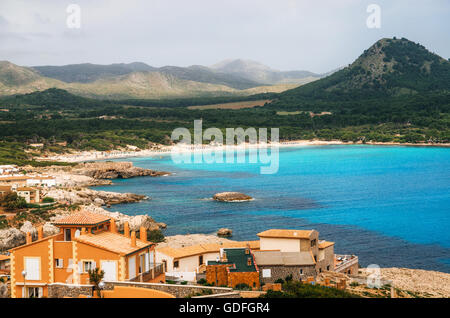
xmin=37 ymin=140 xmax=450 ymax=163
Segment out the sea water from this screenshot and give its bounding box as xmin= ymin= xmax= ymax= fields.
xmin=95 ymin=145 xmax=450 ymax=272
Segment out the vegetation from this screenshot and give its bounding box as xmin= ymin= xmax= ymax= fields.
xmin=0 ymin=38 xmax=448 ymax=164
xmin=42 ymin=197 xmax=55 ymax=203
xmin=146 ymin=229 xmax=165 ymax=243
xmin=88 ymin=267 xmax=105 ymax=298
xmin=261 ymin=281 xmax=360 ymax=298
xmin=1 ymin=192 xmax=27 ymax=211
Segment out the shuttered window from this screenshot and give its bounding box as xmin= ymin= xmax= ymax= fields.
xmin=24 ymin=257 xmax=40 ymax=280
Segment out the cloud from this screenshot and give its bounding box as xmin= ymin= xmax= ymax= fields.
xmin=0 ymin=0 xmax=448 ymax=72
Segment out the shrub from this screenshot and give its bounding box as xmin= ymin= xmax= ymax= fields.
xmin=274 ymin=279 xmax=284 ymax=284
xmin=260 ymin=281 xmax=360 ymax=298
xmin=147 ymin=229 xmax=165 ymax=243
xmin=197 ymin=278 xmax=207 ymax=285
xmin=234 ymin=283 xmax=250 ymax=290
xmin=42 ymin=197 xmax=55 ymax=203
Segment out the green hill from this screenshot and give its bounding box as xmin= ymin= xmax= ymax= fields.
xmin=271 ymin=38 xmax=450 ymax=109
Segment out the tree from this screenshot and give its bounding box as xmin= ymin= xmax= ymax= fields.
xmin=88 ymin=267 xmax=105 ymax=298
xmin=147 ymin=229 xmax=165 ymax=243
xmin=1 ymin=192 xmax=27 ymax=211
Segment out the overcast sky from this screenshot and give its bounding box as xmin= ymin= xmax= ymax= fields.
xmin=0 ymin=0 xmax=449 ymax=73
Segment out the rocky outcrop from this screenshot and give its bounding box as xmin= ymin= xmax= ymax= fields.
xmin=217 ymin=228 xmax=233 ymax=237
xmin=44 ymin=188 xmax=147 ymax=206
xmin=82 ymin=205 xmax=163 ymax=232
xmin=20 ymin=221 xmax=37 ymax=238
xmin=157 ymin=234 xmax=235 ymax=249
xmin=72 ymin=162 xmax=170 ymax=179
xmin=43 ymin=222 xmax=60 ymax=237
xmin=213 ymin=192 xmax=253 ymax=202
xmin=0 ymin=228 xmax=25 ymax=251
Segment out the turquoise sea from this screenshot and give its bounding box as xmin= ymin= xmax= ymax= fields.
xmin=95 ymin=145 xmax=450 ymax=272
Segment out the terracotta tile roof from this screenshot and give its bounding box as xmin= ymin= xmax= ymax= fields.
xmin=318 ymin=241 xmax=335 ymax=249
xmin=0 ymin=186 xmax=11 ymax=192
xmin=52 ymin=211 xmax=111 ymax=226
xmin=75 ymin=231 xmax=152 ymax=255
xmin=16 ymin=187 xmax=37 ymax=191
xmin=157 ymin=241 xmax=260 ymax=259
xmin=0 ymin=255 xmax=10 ymax=261
xmin=257 ymin=229 xmax=315 ymax=239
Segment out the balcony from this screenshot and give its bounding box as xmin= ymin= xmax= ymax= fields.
xmin=128 ymin=263 xmax=165 ymax=283
xmin=334 ymin=254 xmax=359 ymax=273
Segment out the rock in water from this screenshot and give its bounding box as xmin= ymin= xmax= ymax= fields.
xmin=217 ymin=228 xmax=233 ymax=237
xmin=213 ymin=192 xmax=253 ymax=202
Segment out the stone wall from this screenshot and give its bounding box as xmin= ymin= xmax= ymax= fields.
xmin=104 ymin=281 xmax=233 ymax=298
xmin=258 ymin=265 xmax=316 ymax=284
xmin=48 ymin=283 xmax=94 ymax=298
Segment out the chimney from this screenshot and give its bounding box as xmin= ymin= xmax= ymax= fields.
xmin=124 ymin=222 xmax=130 ymax=237
xmin=26 ymin=232 xmax=32 ymax=244
xmin=81 ymin=227 xmax=86 ymax=235
xmin=110 ymin=220 xmax=117 ymax=233
xmin=140 ymin=226 xmax=147 ymax=242
xmin=131 ymin=231 xmax=136 ymax=247
xmin=37 ymin=227 xmax=43 ymax=240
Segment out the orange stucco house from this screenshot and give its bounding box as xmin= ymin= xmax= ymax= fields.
xmin=9 ymin=210 xmax=165 ymax=298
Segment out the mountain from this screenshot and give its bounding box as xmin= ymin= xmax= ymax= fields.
xmin=276 ymin=37 xmax=450 ymax=104
xmin=32 ymin=62 xmax=157 ymax=83
xmin=211 ymin=59 xmax=324 ymax=84
xmin=33 ymin=62 xmax=260 ymax=89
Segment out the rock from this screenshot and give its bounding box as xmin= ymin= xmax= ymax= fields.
xmin=217 ymin=228 xmax=233 ymax=237
xmin=93 ymin=198 xmax=105 ymax=206
xmin=157 ymin=222 xmax=167 ymax=229
xmin=44 ymin=188 xmax=147 ymax=206
xmin=82 ymin=205 xmax=162 ymax=232
xmin=20 ymin=221 xmax=37 ymax=238
xmin=213 ymin=192 xmax=253 ymax=202
xmin=43 ymin=222 xmax=60 ymax=237
xmin=0 ymin=228 xmax=25 ymax=250
xmin=72 ymin=162 xmax=170 ymax=179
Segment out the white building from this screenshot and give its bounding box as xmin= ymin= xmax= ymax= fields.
xmin=0 ymin=165 xmax=19 ymax=175
xmin=26 ymin=176 xmax=56 ymax=188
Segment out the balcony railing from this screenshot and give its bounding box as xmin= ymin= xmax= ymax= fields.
xmin=128 ymin=263 xmax=164 ymax=283
xmin=334 ymin=255 xmax=359 ymax=273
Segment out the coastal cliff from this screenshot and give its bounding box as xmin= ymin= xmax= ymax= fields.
xmin=73 ymin=162 xmax=170 ymax=179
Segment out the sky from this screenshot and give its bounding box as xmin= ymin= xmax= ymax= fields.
xmin=0 ymin=0 xmax=449 ymax=73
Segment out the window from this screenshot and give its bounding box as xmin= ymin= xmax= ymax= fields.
xmin=262 ymin=269 xmax=271 ymax=278
xmin=311 ymin=239 xmax=317 ymax=247
xmin=247 ymin=258 xmax=252 ymax=266
xmin=300 ymin=269 xmax=303 ymax=275
xmin=173 ymin=260 xmax=179 ymax=269
xmin=55 ymin=259 xmax=64 ymax=268
xmin=83 ymin=261 xmax=94 ymax=273
xmin=327 ymin=265 xmax=330 ymax=271
xmin=27 ymin=287 xmax=42 ymax=298
xmin=64 ymin=229 xmax=71 ymax=241
xmin=24 ymin=257 xmax=40 ymax=280
xmin=199 ymin=255 xmax=204 ymax=265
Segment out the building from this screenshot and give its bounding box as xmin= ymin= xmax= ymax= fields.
xmin=0 ymin=255 xmax=10 ymax=275
xmin=15 ymin=187 xmax=40 ymax=204
xmin=26 ymin=177 xmax=56 ymax=188
xmin=156 ymin=241 xmax=259 ymax=282
xmin=0 ymin=186 xmax=11 ymax=198
xmin=9 ymin=210 xmax=164 ymax=298
xmin=206 ymin=248 xmax=260 ymax=289
xmin=257 ymin=229 xmax=335 ymax=274
xmin=0 ymin=165 xmax=19 ymax=175
xmin=253 ymin=250 xmax=317 ymax=284
xmin=0 ymin=176 xmax=29 ymax=187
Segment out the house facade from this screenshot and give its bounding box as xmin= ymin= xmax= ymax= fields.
xmin=9 ymin=210 xmax=164 ymax=298
xmin=156 ymin=241 xmax=259 ymax=282
xmin=206 ymin=248 xmax=260 ymax=289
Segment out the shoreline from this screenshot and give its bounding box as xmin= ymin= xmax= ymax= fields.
xmin=37 ymin=140 xmax=450 ymax=163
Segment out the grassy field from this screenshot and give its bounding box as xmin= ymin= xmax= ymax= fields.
xmin=188 ymin=99 xmax=271 ymax=110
